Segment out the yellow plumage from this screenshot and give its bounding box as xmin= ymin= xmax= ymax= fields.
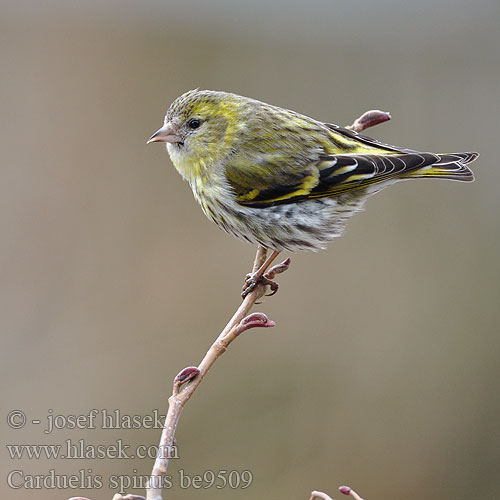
xmin=148 ymin=90 xmax=478 ymax=252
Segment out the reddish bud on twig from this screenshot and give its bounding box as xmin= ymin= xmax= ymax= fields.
xmin=309 ymin=491 xmax=335 ymax=500
xmin=234 ymin=312 xmax=276 ymax=336
xmin=175 ymin=366 xmax=200 ymax=384
xmin=339 ymin=486 xmax=364 ymax=500
xmin=348 ymin=110 xmax=391 ymax=133
xmin=265 ymin=257 xmax=291 ymax=279
xmin=173 ymin=366 xmax=200 ymax=394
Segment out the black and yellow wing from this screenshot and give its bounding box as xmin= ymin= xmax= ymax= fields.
xmin=225 ymin=123 xmax=477 ymax=208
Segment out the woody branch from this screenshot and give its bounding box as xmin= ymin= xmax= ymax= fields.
xmin=71 ymin=109 xmax=390 ymax=500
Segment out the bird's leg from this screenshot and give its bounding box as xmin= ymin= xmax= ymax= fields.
xmin=242 ymin=249 xmax=282 ymax=298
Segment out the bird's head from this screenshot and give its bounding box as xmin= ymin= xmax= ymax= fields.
xmin=148 ymin=89 xmax=252 ymax=182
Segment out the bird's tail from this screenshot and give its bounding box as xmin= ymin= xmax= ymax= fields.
xmin=404 ymin=152 xmax=478 ymax=182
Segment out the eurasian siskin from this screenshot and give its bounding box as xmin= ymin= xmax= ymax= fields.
xmin=148 ymin=90 xmax=478 ymax=292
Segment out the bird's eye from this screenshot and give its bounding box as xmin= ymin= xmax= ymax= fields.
xmin=188 ymin=118 xmax=201 ymax=129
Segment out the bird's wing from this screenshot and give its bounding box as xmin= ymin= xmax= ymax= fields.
xmin=225 ymin=124 xmax=444 ymax=207
xmin=323 ymin=123 xmax=417 ymax=154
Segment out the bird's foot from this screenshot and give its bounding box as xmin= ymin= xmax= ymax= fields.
xmin=242 ymin=273 xmax=279 ymax=298
xmin=241 ymin=257 xmax=291 ymax=298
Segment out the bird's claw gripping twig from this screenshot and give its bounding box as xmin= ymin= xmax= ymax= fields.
xmin=241 ymin=257 xmax=291 ymax=298
xmin=241 ymin=274 xmax=271 ymax=298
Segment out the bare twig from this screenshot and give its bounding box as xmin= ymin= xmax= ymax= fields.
xmin=347 ymin=109 xmax=391 ymax=133
xmin=339 ymin=485 xmax=365 ymax=500
xmin=99 ymin=109 xmax=389 ymax=500
xmin=309 ymin=491 xmax=335 ymax=500
xmin=308 ymin=485 xmax=366 ymax=500
xmin=146 ymin=246 xmax=281 ymax=500
xmin=144 ymin=108 xmax=390 ymax=500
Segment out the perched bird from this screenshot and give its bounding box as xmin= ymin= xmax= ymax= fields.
xmin=148 ymin=90 xmax=478 ymax=295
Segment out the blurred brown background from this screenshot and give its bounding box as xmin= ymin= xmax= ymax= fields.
xmin=2 ymin=1 xmax=499 ymax=499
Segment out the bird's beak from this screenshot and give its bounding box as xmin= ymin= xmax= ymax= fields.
xmin=147 ymin=122 xmax=182 ymax=144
